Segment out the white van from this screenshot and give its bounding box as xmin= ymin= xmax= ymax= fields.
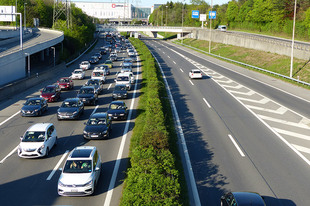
xmin=217 ymin=25 xmax=227 ymax=32
xmin=91 ymin=69 xmax=106 ymax=83
xmin=115 ymin=72 xmax=134 ymax=90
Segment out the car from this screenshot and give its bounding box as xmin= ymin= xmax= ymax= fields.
xmin=112 ymin=84 xmax=128 ymax=100
xmin=127 ymin=49 xmax=135 ymax=56
xmin=122 ymin=58 xmax=133 ymax=67
xmin=107 ymin=101 xmax=128 ymax=120
xmin=221 ymin=192 xmax=266 ymax=206
xmin=20 ymin=97 xmax=48 ymax=117
xmin=94 ymin=52 xmax=102 ymax=60
xmin=217 ymin=25 xmax=227 ymax=32
xmin=40 ymin=84 xmax=61 ymax=102
xmin=95 ymin=65 xmax=110 ymax=75
xmin=99 ymin=47 xmax=107 ymax=55
xmin=77 ymin=86 xmax=98 ymax=105
xmin=57 ymin=98 xmax=84 ymax=120
xmin=91 ymin=69 xmax=106 ymax=83
xmin=189 ymin=69 xmax=203 ymax=79
xmin=89 ymin=56 xmax=99 ymax=64
xmin=83 ymin=112 xmax=112 ymax=139
xmin=57 ymin=77 xmax=74 ymax=90
xmin=84 ymin=79 xmax=103 ymax=94
xmin=104 ymin=59 xmax=113 ymax=68
xmin=58 ymin=146 xmax=101 ymax=196
xmin=17 ymin=123 xmax=57 ymax=158
xmin=109 ymin=52 xmax=118 ymax=62
xmin=121 ymin=65 xmax=132 ymax=73
xmin=114 ymin=47 xmax=121 ymax=53
xmin=128 ymin=54 xmax=137 ymax=62
xmin=71 ymin=69 xmax=85 ymax=80
xmin=79 ymin=61 xmax=91 ymax=71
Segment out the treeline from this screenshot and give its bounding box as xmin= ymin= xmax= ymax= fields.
xmin=0 ymin=0 xmax=96 ymax=60
xmin=149 ymin=0 xmax=310 ymax=40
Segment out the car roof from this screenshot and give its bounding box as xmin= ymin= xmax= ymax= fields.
xmin=69 ymin=146 xmax=96 ymax=159
xmin=90 ymin=112 xmax=107 ymax=118
xmin=45 ymin=85 xmax=57 ymax=88
xmin=191 ymin=69 xmax=201 ymax=72
xmin=27 ymin=97 xmax=44 ymax=101
xmin=81 ymin=86 xmax=95 ymax=89
xmin=232 ymin=192 xmax=266 ymax=206
xmin=74 ymin=69 xmax=83 ymax=71
xmin=27 ymin=123 xmax=52 ymax=132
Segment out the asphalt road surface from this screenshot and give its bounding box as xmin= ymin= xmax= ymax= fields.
xmin=143 ymin=37 xmax=310 ymax=206
xmin=0 ymin=37 xmax=140 ymax=206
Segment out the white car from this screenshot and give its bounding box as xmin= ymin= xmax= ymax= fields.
xmin=189 ymin=69 xmax=203 ymax=79
xmin=121 ymin=58 xmax=133 ymax=67
xmin=58 ymin=146 xmax=101 ymax=196
xmin=115 ymin=72 xmax=134 ymax=90
xmin=18 ymin=123 xmax=57 ymax=158
xmin=79 ymin=61 xmax=91 ymax=71
xmin=127 ymin=49 xmax=135 ymax=56
xmin=71 ymin=69 xmax=85 ymax=80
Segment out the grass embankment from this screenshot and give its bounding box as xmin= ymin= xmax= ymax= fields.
xmin=175 ymin=38 xmax=310 ymax=88
xmin=120 ymin=38 xmax=189 ymax=205
xmin=158 ymin=32 xmax=178 ymax=39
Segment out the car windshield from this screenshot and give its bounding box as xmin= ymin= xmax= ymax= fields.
xmin=124 ymin=59 xmax=132 ymax=63
xmin=116 ymin=76 xmax=129 ymax=81
xmin=61 ymin=101 xmax=78 ymax=108
xmin=193 ymin=71 xmax=201 ymax=74
xmin=22 ymin=131 xmax=45 ymax=142
xmin=115 ymin=85 xmax=126 ymax=91
xmin=88 ymin=117 xmax=106 ymax=125
xmin=25 ymin=99 xmax=41 ymax=106
xmin=59 ymin=78 xmax=69 ymax=83
xmin=63 ymin=160 xmax=92 ymax=173
xmin=109 ymin=103 xmax=124 ymax=110
xmin=105 ymin=60 xmax=112 ymax=64
xmin=81 ymin=62 xmax=88 ymax=65
xmin=87 ymin=80 xmax=99 ymax=86
xmin=80 ymin=88 xmax=94 ymax=94
xmin=93 ymin=72 xmax=103 ymax=77
xmin=74 ymin=70 xmax=82 ymax=74
xmin=42 ymin=87 xmax=55 ymax=93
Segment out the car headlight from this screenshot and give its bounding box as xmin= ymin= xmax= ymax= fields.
xmin=82 ymin=180 xmax=93 ymax=187
xmin=73 ymin=111 xmax=78 ymax=114
xmin=51 ymin=95 xmax=55 ymax=98
xmin=108 ymin=114 xmax=112 ymax=116
xmin=119 ymin=114 xmax=125 ymax=116
xmin=58 ymin=180 xmax=65 ymax=187
xmin=34 ymin=109 xmax=39 ymax=112
xmin=38 ymin=145 xmax=45 ymax=152
xmin=83 ymin=131 xmax=88 ymax=134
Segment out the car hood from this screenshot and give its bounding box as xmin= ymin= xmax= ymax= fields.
xmin=107 ymin=109 xmax=125 ymax=114
xmin=59 ymin=173 xmax=93 ymax=185
xmin=58 ymin=107 xmax=78 ymax=113
xmin=58 ymin=82 xmax=70 ymax=86
xmin=41 ymin=93 xmax=54 ymax=97
xmin=22 ymin=105 xmax=41 ymax=111
xmin=19 ymin=141 xmax=44 ymax=149
xmin=113 ymin=90 xmax=127 ymax=95
xmin=77 ymin=94 xmax=94 ymax=98
xmin=84 ymin=125 xmax=108 ymax=133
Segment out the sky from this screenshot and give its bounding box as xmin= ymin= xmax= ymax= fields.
xmin=72 ymin=0 xmax=230 ymax=8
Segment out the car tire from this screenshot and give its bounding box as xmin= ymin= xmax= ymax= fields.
xmin=45 ymin=148 xmax=49 ymax=157
xmin=38 ymin=110 xmax=42 ymax=116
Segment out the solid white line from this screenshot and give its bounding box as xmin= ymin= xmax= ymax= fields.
xmin=246 ymin=105 xmax=288 ymax=114
xmin=0 ymin=145 xmax=19 ymax=164
xmin=104 ymin=55 xmax=140 ymax=206
xmin=46 ymin=150 xmax=69 ymax=180
xmin=151 ymin=52 xmax=201 ymax=206
xmin=107 ymin=83 xmax=112 ymax=90
xmin=228 ymin=134 xmax=245 ymax=157
xmin=180 ymin=68 xmax=184 ymax=73
xmin=202 ymin=98 xmax=211 ymax=108
xmin=292 ymin=144 xmax=310 ymax=154
xmin=273 ymin=128 xmax=310 ymax=141
xmin=163 ymin=51 xmax=165 ymax=54
xmin=173 ymin=61 xmax=176 ymax=64
xmin=91 ymin=105 xmax=99 ymax=116
xmin=189 ymin=80 xmax=194 ymax=85
xmin=167 ymin=56 xmax=170 ymax=58
xmin=0 ymin=111 xmax=20 ymax=126
xmin=258 ymin=115 xmax=309 ymax=129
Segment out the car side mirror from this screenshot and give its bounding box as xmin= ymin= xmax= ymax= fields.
xmin=20 ymin=136 xmax=23 ymax=140
xmin=95 ymin=166 xmax=100 ymax=171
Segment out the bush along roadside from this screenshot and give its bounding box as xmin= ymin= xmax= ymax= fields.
xmin=120 ymin=38 xmax=188 ymax=205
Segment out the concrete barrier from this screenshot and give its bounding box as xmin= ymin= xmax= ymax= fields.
xmin=0 ymin=62 xmax=67 ymax=102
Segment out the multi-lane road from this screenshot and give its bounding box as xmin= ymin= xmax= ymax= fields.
xmin=143 ymin=38 xmax=310 ymax=206
xmin=0 ymin=37 xmax=139 ymax=206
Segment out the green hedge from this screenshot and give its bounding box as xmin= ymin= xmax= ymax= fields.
xmin=120 ymin=38 xmax=187 ymax=205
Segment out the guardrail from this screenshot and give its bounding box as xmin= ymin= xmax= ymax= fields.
xmin=176 ymin=41 xmax=310 ymax=87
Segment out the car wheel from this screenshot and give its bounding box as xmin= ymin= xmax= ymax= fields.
xmin=38 ymin=110 xmax=42 ymax=116
xmin=45 ymin=148 xmax=49 ymax=157
xmin=55 ymin=137 xmax=58 ymax=146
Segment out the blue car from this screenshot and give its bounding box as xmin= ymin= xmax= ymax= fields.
xmin=21 ymin=97 xmax=48 ymax=117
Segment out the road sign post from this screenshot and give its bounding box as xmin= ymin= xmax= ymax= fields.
xmin=200 ymin=14 xmax=206 ymax=28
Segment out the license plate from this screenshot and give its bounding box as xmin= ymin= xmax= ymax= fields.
xmin=91 ymin=135 xmax=98 ymax=137
xmin=71 ymin=189 xmax=78 ymax=192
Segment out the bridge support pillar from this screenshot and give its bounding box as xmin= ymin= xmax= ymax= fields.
xmin=40 ymin=50 xmax=45 ymax=61
xmin=151 ymin=32 xmax=157 ymax=38
xmin=130 ymin=32 xmax=133 ymax=37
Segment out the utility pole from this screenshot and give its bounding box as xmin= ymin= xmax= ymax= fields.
xmin=290 ymin=0 xmax=297 ymax=78
xmin=209 ymin=0 xmax=213 ymax=53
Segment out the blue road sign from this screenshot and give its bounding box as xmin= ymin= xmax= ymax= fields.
xmin=192 ymin=10 xmax=199 ymax=18
xmin=209 ymin=11 xmax=216 ymax=19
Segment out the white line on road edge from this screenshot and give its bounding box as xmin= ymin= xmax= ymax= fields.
xmin=180 ymin=68 xmax=184 ymax=73
xmin=151 ymin=51 xmax=201 ymax=206
xmin=107 ymin=83 xmax=112 ymax=90
xmin=0 ymin=145 xmax=19 ymax=164
xmin=228 ymin=134 xmax=245 ymax=157
xmin=203 ymin=98 xmax=211 ymax=108
xmin=189 ymin=80 xmax=194 ymax=85
xmin=103 ymin=56 xmax=140 ymax=206
xmin=91 ymin=105 xmax=99 ymax=116
xmin=168 ymin=56 xmax=170 ymax=58
xmin=0 ymin=111 xmax=20 ymax=126
xmin=46 ymin=150 xmax=69 ymax=180
xmin=173 ymin=61 xmax=176 ymax=64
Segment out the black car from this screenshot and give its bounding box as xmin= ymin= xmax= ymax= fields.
xmin=21 ymin=97 xmax=48 ymax=117
xmin=77 ymin=86 xmax=98 ymax=105
xmin=94 ymin=52 xmax=102 ymax=59
xmin=112 ymin=84 xmax=128 ymax=100
xmin=221 ymin=192 xmax=266 ymax=206
xmin=89 ymin=56 xmax=99 ymax=64
xmin=84 ymin=79 xmax=103 ymax=94
xmin=107 ymin=101 xmax=128 ymax=120
xmin=99 ymin=47 xmax=107 ymax=55
xmin=83 ymin=112 xmax=112 ymax=139
xmin=57 ymin=98 xmax=84 ymax=120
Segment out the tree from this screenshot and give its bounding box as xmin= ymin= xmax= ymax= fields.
xmin=226 ymin=1 xmax=239 ymax=23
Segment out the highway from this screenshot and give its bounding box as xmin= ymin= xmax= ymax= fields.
xmin=143 ymin=37 xmax=310 ymax=206
xmin=0 ymin=37 xmax=139 ymax=206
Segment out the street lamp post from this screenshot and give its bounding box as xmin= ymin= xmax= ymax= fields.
xmin=209 ymin=0 xmax=213 ymax=53
xmin=290 ymin=0 xmax=297 ymax=78
xmin=24 ymin=3 xmax=27 ymax=31
xmin=165 ymin=5 xmax=168 ymax=38
xmin=25 ymin=53 xmax=30 ymax=77
xmin=182 ymin=1 xmax=184 ymax=44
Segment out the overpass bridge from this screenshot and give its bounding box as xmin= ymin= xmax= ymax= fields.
xmin=97 ymin=25 xmax=193 ymax=38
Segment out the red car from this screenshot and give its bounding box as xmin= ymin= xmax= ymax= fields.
xmin=40 ymin=85 xmax=61 ymax=102
xmin=57 ymin=77 xmax=74 ymax=90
